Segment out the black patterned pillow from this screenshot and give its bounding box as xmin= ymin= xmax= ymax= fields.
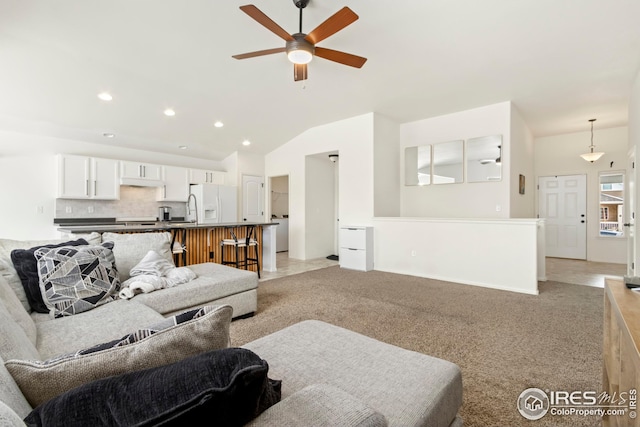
xmin=10 ymin=238 xmax=89 ymax=313
xmin=34 ymin=242 xmax=120 ymax=318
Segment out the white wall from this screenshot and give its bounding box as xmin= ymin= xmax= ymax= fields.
xmin=0 ymin=129 xmax=228 ymax=240
xmin=373 ymin=114 xmax=401 ymax=217
xmin=509 ymin=105 xmax=535 ymax=217
xmin=374 ymin=217 xmax=541 ymax=295
xmin=534 ymin=126 xmax=628 ymax=263
xmin=400 ymin=102 xmax=513 ymax=218
xmin=265 ymin=113 xmax=375 ymax=260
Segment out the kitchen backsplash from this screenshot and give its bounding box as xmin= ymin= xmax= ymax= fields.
xmin=55 ymin=186 xmax=187 ymax=219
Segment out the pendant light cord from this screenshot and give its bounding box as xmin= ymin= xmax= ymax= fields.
xmin=590 ymin=119 xmax=596 ymax=153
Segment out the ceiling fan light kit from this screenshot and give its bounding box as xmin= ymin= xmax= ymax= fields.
xmin=233 ymin=1 xmax=367 ymax=81
xmin=287 ymin=34 xmax=315 ymax=64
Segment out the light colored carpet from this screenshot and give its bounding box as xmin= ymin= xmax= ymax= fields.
xmin=230 ymin=266 xmax=603 ymax=427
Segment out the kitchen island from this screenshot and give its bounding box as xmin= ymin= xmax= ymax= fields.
xmin=56 ymin=219 xmax=278 ymax=274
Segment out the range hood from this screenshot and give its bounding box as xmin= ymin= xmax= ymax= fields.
xmin=120 ymin=177 xmax=164 ymax=187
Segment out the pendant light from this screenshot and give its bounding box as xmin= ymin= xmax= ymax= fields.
xmin=580 ymin=119 xmax=604 ymax=163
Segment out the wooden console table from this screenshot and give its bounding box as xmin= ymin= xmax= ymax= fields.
xmin=603 ymin=278 xmax=640 ymax=426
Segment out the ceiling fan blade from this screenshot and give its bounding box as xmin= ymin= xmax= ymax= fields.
xmin=314 ymin=47 xmax=367 ymax=68
xmin=294 ymin=63 xmax=308 ymax=81
xmin=305 ymin=7 xmax=358 ymax=45
xmin=232 ymin=47 xmax=286 ymax=60
xmin=239 ymin=5 xmax=294 ymax=41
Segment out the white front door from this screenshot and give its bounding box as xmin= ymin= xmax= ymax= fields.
xmin=539 ymin=174 xmax=587 ymax=259
xmin=242 ymin=175 xmax=264 ymax=223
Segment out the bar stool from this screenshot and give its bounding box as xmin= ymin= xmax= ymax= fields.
xmin=170 ymin=228 xmax=187 ymax=266
xmin=220 ymin=225 xmax=260 ymax=278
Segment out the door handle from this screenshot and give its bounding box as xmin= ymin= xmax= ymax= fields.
xmin=624 ymin=223 xmax=634 ymax=227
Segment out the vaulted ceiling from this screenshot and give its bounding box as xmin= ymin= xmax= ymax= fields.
xmin=1 ymin=0 xmax=639 ymax=161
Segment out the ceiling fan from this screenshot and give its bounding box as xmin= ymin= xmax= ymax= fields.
xmin=232 ymin=0 xmax=367 ymax=81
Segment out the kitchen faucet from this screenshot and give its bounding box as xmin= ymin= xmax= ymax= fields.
xmin=186 ymin=193 xmax=199 ymax=224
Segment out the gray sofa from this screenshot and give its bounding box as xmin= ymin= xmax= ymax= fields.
xmin=1 ymin=232 xmax=258 ymax=321
xmin=0 ymin=233 xmax=463 ymax=426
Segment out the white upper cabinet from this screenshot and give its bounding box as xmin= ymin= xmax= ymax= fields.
xmin=91 ymin=158 xmax=120 ymax=199
xmin=120 ymin=161 xmax=162 ymax=181
xmin=189 ymin=168 xmax=226 ymax=185
xmin=57 ymin=155 xmax=119 ymax=200
xmin=158 ymin=166 xmax=189 ymax=202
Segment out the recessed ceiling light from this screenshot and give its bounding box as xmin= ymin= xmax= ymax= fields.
xmin=164 ymin=109 xmax=176 ymax=117
xmin=242 ymin=140 xmax=251 ymax=146
xmin=102 ymin=132 xmax=115 ymax=138
xmin=214 ymin=121 xmax=224 ymax=128
xmin=178 ymin=145 xmax=188 ymax=150
xmin=97 ymin=92 xmax=113 ymax=101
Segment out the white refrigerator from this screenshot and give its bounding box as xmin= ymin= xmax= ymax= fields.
xmin=187 ymin=184 xmax=237 ymax=224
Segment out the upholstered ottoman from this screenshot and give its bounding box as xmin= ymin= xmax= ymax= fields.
xmin=243 ymin=320 xmax=463 ymax=427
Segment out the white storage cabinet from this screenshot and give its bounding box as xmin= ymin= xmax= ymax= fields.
xmin=120 ymin=161 xmax=162 ymax=181
xmin=339 ymin=226 xmax=373 ymax=271
xmin=189 ymin=168 xmax=226 ymax=185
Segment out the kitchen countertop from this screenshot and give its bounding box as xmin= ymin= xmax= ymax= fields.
xmin=56 ymin=221 xmax=279 ymax=234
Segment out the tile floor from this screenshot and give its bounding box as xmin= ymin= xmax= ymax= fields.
xmin=259 ymin=252 xmax=339 ymax=282
xmin=544 ymin=257 xmax=626 ymax=288
xmin=260 ymin=252 xmax=627 ymax=288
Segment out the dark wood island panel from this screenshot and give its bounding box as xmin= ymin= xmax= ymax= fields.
xmin=176 ymin=225 xmax=262 ymax=274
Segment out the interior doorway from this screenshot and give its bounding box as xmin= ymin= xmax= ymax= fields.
xmin=304 ymin=151 xmax=339 ymax=260
xmin=330 ymin=152 xmax=339 ymax=259
xmin=269 ymin=175 xmax=289 ymax=253
xmin=538 ymin=174 xmax=587 ymax=259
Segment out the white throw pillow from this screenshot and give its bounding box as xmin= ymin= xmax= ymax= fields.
xmin=102 ymin=232 xmax=173 ymax=282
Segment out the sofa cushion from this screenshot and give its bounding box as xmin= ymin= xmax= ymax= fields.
xmin=35 ymin=242 xmax=120 ymax=318
xmin=0 ymin=400 xmax=26 ymax=427
xmin=243 ymin=320 xmax=463 ymax=427
xmin=10 ymin=238 xmax=89 ymax=314
xmin=0 ymin=297 xmax=40 ymax=363
xmin=34 ymin=299 xmax=164 ymax=359
xmin=247 ymin=383 xmax=388 ymax=427
xmin=102 ymin=232 xmax=173 ymax=282
xmin=23 ymin=347 xmax=281 ymax=427
xmin=0 ymin=354 xmax=32 ymax=421
xmin=0 ymin=274 xmax=36 ymax=345
xmin=7 ymin=304 xmax=233 ymax=407
xmin=0 ymin=234 xmax=102 ymax=313
xmin=133 ymin=262 xmax=258 ymax=315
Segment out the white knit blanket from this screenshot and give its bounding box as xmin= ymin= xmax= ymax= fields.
xmin=118 ymin=250 xmax=196 ymax=300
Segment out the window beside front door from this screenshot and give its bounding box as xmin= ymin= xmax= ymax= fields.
xmin=599 ymin=172 xmax=625 ymax=237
